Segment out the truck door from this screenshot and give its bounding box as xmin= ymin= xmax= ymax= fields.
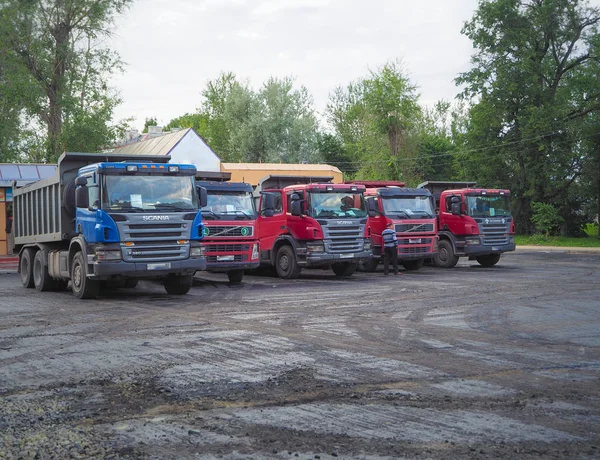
xmin=440 ymin=193 xmax=464 ymax=235
xmin=257 ymin=191 xmax=284 ymax=261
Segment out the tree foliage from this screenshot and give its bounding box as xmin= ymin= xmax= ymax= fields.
xmin=0 ymin=0 xmax=132 ymax=161
xmin=457 ymin=0 xmax=600 ymax=233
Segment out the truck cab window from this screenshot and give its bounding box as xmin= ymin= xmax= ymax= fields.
xmin=262 ymin=192 xmax=283 ymax=215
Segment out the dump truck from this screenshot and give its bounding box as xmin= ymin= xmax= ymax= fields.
xmin=254 ymin=175 xmax=372 ymax=279
xmin=348 ymin=181 xmax=438 ymax=271
xmin=196 ymin=171 xmax=260 ymax=283
xmin=13 ymin=152 xmax=208 ymax=298
xmin=418 ymin=181 xmax=515 ymax=267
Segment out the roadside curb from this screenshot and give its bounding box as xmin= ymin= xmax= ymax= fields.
xmin=516 ymin=245 xmax=600 ymax=254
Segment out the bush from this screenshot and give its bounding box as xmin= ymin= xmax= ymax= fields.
xmin=531 ymin=202 xmax=564 ymax=237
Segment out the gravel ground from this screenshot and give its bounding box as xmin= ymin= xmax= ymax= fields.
xmin=0 ymin=251 xmax=599 ymax=459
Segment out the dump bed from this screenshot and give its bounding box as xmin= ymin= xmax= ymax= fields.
xmin=13 ymin=152 xmax=166 ymax=245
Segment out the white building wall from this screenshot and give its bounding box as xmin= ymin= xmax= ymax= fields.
xmin=169 ymin=131 xmax=221 ymax=172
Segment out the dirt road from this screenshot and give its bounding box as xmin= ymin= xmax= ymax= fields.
xmin=1 ymin=252 xmax=599 ymax=459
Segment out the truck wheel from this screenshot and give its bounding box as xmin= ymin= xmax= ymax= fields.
xmin=71 ymin=251 xmax=99 ymax=299
xmin=275 ymin=245 xmax=301 ymax=279
xmin=33 ymin=250 xmax=53 ymax=292
xmin=433 ymin=240 xmax=459 ymax=268
xmin=164 ymin=274 xmax=193 ymax=295
xmin=20 ymin=248 xmax=35 ymax=288
xmin=227 ymin=269 xmax=244 ymax=283
xmin=124 ymin=279 xmax=139 ymax=289
xmin=358 ymin=257 xmax=379 ymax=272
xmin=332 ymin=262 xmax=357 ymax=277
xmin=402 ymin=259 xmax=424 ymax=271
xmin=476 ymin=254 xmax=501 ymax=267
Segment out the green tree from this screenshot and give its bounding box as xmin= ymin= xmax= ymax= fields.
xmin=142 ymin=117 xmax=158 ymax=133
xmin=457 ymin=0 xmax=600 ymax=233
xmin=0 ymin=0 xmax=133 ymax=161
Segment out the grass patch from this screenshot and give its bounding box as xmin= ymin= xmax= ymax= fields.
xmin=516 ymin=234 xmax=600 ymax=247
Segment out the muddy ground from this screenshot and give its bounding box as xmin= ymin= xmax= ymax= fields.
xmin=0 ymin=251 xmax=599 ymax=459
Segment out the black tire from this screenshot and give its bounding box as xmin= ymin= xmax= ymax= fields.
xmin=20 ymin=248 xmax=35 ymax=288
xmin=476 ymin=253 xmax=501 ymax=267
xmin=227 ymin=269 xmax=244 ymax=283
xmin=71 ymin=251 xmax=99 ymax=299
xmin=358 ymin=257 xmax=379 ymax=272
xmin=124 ymin=279 xmax=139 ymax=289
xmin=433 ymin=240 xmax=459 ymax=268
xmin=164 ymin=274 xmax=193 ymax=295
xmin=33 ymin=250 xmax=53 ymax=292
xmin=332 ymin=262 xmax=357 ymax=277
xmin=275 ymin=245 xmax=302 ymax=279
xmin=402 ymin=259 xmax=424 ymax=271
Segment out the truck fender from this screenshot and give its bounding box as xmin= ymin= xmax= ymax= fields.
xmin=436 ymin=231 xmax=458 ymax=252
xmin=271 ymin=235 xmax=298 ymax=266
xmin=68 ymin=237 xmax=91 ymax=275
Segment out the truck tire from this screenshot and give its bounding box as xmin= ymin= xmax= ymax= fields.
xmin=71 ymin=251 xmax=99 ymax=299
xmin=476 ymin=253 xmax=501 ymax=267
xmin=275 ymin=245 xmax=302 ymax=279
xmin=20 ymin=248 xmax=35 ymax=288
xmin=332 ymin=262 xmax=357 ymax=277
xmin=433 ymin=240 xmax=459 ymax=268
xmin=402 ymin=259 xmax=424 ymax=271
xmin=227 ymin=269 xmax=244 ymax=283
xmin=124 ymin=279 xmax=139 ymax=289
xmin=164 ymin=274 xmax=193 ymax=295
xmin=358 ymin=257 xmax=379 ymax=272
xmin=33 ymin=250 xmax=53 ymax=292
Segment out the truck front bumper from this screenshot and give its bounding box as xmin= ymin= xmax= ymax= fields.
xmin=398 ymin=250 xmax=438 ymax=261
xmin=206 ymin=261 xmax=260 ymax=272
xmin=462 ymin=242 xmax=516 ymax=256
xmin=92 ymin=257 xmax=207 ymax=279
xmin=303 ymin=249 xmax=373 ymax=267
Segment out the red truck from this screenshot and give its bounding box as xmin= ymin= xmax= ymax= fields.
xmin=418 ymin=181 xmax=516 ymax=268
xmin=196 ymin=172 xmax=260 ymax=282
xmin=255 ymin=175 xmax=373 ymax=279
xmin=349 ymin=181 xmax=438 ymax=271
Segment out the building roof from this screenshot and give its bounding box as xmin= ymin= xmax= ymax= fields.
xmin=112 ymin=128 xmax=191 ymax=156
xmin=221 ymin=163 xmax=342 ymax=173
xmin=0 ymin=163 xmax=57 ymax=187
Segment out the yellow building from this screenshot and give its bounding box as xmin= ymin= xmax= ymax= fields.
xmin=221 ymin=163 xmax=343 ymax=186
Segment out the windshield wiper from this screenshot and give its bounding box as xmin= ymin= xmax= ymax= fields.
xmin=221 ymin=210 xmax=254 ymax=219
xmin=153 ymin=203 xmax=192 ymax=211
xmin=387 ymin=210 xmax=409 ymax=217
xmin=109 ymin=205 xmax=144 ymax=212
xmin=316 ymin=210 xmax=338 ymax=217
xmin=201 ymin=209 xmax=221 ymax=220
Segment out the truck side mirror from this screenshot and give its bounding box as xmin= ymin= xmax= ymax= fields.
xmin=366 ymin=198 xmax=378 ymax=217
xmin=263 ymin=192 xmax=275 ymax=211
xmin=450 ymin=201 xmax=461 ymax=216
xmin=75 ymin=176 xmax=88 ymax=186
xmin=290 ymin=200 xmax=302 ymax=217
xmin=75 ymin=186 xmax=89 ymax=209
xmin=197 ymin=186 xmax=208 ymax=208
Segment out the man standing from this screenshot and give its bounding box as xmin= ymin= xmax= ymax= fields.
xmin=382 ymin=222 xmax=399 ymax=275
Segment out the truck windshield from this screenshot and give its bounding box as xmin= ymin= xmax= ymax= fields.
xmin=465 ymin=195 xmax=511 ymax=217
xmin=309 ymin=192 xmax=367 ymax=218
xmin=381 ymin=196 xmax=435 ymax=218
xmin=102 ymin=175 xmax=198 ymax=211
xmin=202 ymin=192 xmax=256 ymax=220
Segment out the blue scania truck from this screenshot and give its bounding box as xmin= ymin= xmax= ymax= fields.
xmin=13 ymin=152 xmax=208 ymax=298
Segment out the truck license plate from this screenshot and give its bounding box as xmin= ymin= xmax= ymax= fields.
xmin=216 ymin=255 xmax=235 ymax=262
xmin=340 ymin=253 xmax=354 ymax=258
xmin=409 ymin=239 xmax=422 ymax=244
xmin=492 ymin=247 xmax=500 ymax=251
xmin=147 ymin=262 xmax=171 ymax=270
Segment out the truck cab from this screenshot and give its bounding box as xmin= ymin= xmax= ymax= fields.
xmin=418 ymin=181 xmax=516 ymax=268
xmin=196 ymin=173 xmax=260 ymax=283
xmin=256 ymin=175 xmax=372 ymax=279
xmin=354 ymin=181 xmax=438 ymax=271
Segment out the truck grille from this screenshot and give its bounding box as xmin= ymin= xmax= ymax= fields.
xmin=204 ymin=244 xmax=249 ymax=253
xmin=399 ymin=246 xmax=429 ymax=254
xmin=205 ymin=225 xmax=253 ymax=237
xmin=479 ymin=219 xmax=511 ymax=246
xmin=398 ymin=238 xmax=433 ymax=246
xmin=395 ymin=223 xmax=434 ymax=233
xmin=121 ymin=221 xmax=188 ymax=262
xmin=323 ymin=224 xmax=364 ymax=253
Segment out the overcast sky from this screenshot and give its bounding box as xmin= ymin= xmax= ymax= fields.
xmin=107 ymin=0 xmax=488 ymax=130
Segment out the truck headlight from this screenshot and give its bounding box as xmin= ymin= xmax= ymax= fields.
xmin=465 ymin=237 xmax=481 ymax=246
xmin=190 ymin=246 xmax=205 ymax=257
xmin=510 ymin=236 xmax=515 ymax=244
xmin=251 ymin=243 xmax=259 ymax=260
xmin=306 ymin=242 xmax=325 ymax=253
xmin=96 ymin=250 xmax=121 ymax=261
xmin=364 ymin=239 xmax=372 ymax=250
